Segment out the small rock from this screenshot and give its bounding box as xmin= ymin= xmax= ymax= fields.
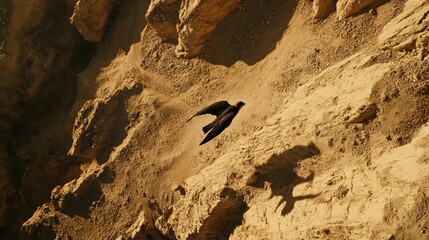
xmin=172 ymin=184 xmax=186 ymax=196
xmin=328 ymin=138 xmax=334 ymax=147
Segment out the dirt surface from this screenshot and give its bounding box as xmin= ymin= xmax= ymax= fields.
xmin=2 ymin=0 xmax=429 ymax=239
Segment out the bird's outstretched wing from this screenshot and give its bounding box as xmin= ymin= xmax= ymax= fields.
xmin=199 ymin=112 xmax=235 ymax=145
xmin=187 ymin=101 xmax=231 ymax=122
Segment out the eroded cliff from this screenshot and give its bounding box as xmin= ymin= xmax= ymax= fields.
xmin=1 ymin=0 xmax=429 ymax=239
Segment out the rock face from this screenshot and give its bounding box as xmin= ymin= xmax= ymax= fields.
xmin=175 ymin=0 xmax=243 ymax=58
xmin=70 ymin=0 xmax=116 ymax=42
xmin=336 ymin=0 xmax=380 ymax=20
xmin=21 ymin=204 xmax=58 ymax=240
xmin=0 ymin=0 xmax=82 ymax=230
xmin=312 ymin=0 xmax=337 ymax=18
xmin=378 ymin=0 xmax=429 ymax=58
xmin=0 ymin=157 xmax=17 ymax=227
xmin=0 ymin=0 xmax=11 ymax=51
xmin=312 ymin=0 xmax=387 ymax=19
xmin=146 ymin=0 xmax=243 ymax=58
xmin=68 ymin=81 xmax=143 ymax=162
xmin=145 ymin=0 xmax=180 ymax=41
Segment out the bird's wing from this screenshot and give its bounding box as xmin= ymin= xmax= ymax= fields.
xmin=199 ymin=112 xmax=235 ymax=145
xmin=187 ymin=101 xmax=231 ymax=122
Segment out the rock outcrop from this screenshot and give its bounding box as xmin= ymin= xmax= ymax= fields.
xmin=146 ymin=0 xmax=243 ymax=58
xmin=70 ymin=0 xmax=116 ymax=42
xmin=21 ymin=204 xmax=59 ymax=240
xmin=336 ymin=0 xmax=380 ymax=20
xmin=0 ymin=155 xmax=18 ymax=227
xmin=145 ymin=0 xmax=180 ymax=41
xmin=68 ymin=80 xmax=143 ymax=163
xmin=175 ymin=0 xmax=243 ymax=58
xmin=312 ymin=0 xmax=337 ymax=19
xmin=378 ymin=0 xmax=429 ymax=58
xmin=0 ymin=0 xmax=83 ymax=230
xmin=312 ymin=0 xmax=386 ymax=19
xmin=0 ymin=0 xmax=11 ymax=52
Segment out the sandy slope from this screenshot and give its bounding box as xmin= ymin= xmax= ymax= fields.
xmin=17 ymin=0 xmax=429 ymax=239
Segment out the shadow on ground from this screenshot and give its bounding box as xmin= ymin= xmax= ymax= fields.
xmin=250 ymin=143 xmax=320 ymax=216
xmin=200 ymin=0 xmax=298 ymax=66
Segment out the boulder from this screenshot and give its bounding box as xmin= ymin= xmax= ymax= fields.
xmin=336 ymin=0 xmax=380 ymax=20
xmin=22 ymin=204 xmax=58 ymax=239
xmin=68 ymin=81 xmax=143 ymax=162
xmin=378 ymin=0 xmax=429 ymax=58
xmin=146 ymin=0 xmax=244 ymax=58
xmin=0 ymin=0 xmax=78 ymax=228
xmin=70 ymin=0 xmax=116 ymax=42
xmin=175 ymin=0 xmax=243 ymax=58
xmin=145 ymin=0 xmax=180 ymax=41
xmin=313 ymin=0 xmax=337 ymax=19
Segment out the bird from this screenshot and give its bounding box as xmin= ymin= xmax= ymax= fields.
xmin=187 ymin=100 xmax=245 ymax=145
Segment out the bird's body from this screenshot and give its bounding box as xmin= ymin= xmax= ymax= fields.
xmin=187 ymin=101 xmax=245 ymax=145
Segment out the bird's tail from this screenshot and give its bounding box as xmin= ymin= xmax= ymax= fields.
xmin=202 ymin=121 xmax=215 ymax=134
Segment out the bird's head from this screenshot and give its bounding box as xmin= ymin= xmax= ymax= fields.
xmin=235 ymin=101 xmax=245 ymax=109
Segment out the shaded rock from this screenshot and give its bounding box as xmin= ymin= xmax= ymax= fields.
xmin=145 ymin=0 xmax=180 ymax=41
xmin=172 ymin=184 xmax=186 ymax=196
xmin=22 ymin=204 xmax=58 ymax=239
xmin=313 ymin=0 xmax=337 ymax=19
xmin=348 ymin=103 xmax=378 ymax=123
xmin=125 ymin=210 xmax=152 ymax=239
xmin=51 ymin=162 xmax=101 ymax=211
xmin=156 ymin=185 xmax=247 ymax=240
xmin=0 ymin=0 xmax=82 ymax=229
xmin=175 ymin=0 xmax=243 ymax=58
xmin=0 ymin=0 xmax=11 ymax=53
xmin=378 ymin=0 xmax=429 ymax=58
xmin=0 ymin=151 xmax=18 ymax=227
xmin=193 ymin=193 xmax=247 ymax=240
xmin=66 ymin=0 xmax=79 ymax=5
xmin=68 ymin=81 xmax=142 ymax=163
xmin=70 ymin=0 xmax=116 ymax=42
xmin=124 ymin=210 xmax=170 ymax=240
xmin=336 ymin=0 xmax=381 ymax=20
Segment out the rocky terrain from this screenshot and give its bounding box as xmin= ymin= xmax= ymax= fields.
xmin=0 ymin=0 xmax=428 ymax=239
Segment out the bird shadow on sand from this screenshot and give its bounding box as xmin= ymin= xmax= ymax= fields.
xmin=270 ymin=171 xmax=319 ymax=216
xmin=248 ymin=143 xmax=321 ymax=216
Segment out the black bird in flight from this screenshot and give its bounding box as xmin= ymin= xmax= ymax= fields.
xmin=187 ymin=101 xmax=245 ymax=145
